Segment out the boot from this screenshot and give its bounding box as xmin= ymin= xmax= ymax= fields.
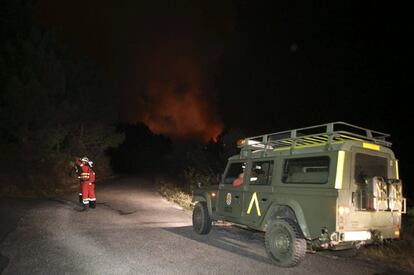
xmin=89 ymin=200 xmax=96 ymax=209
xmin=79 ymin=194 xmax=83 ymax=205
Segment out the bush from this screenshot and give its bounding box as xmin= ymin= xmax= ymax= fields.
xmin=0 ymin=0 xmax=124 ymax=197
xmin=183 ymin=166 xmax=217 ymax=191
xmin=156 ymin=178 xmax=193 ymax=211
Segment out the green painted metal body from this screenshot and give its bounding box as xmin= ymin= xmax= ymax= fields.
xmin=192 ymin=122 xmax=404 ymax=242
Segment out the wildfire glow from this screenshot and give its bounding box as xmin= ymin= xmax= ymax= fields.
xmin=138 ymin=52 xmax=223 ymax=142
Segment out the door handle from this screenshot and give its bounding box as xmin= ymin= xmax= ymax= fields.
xmin=261 ymin=198 xmax=268 ymax=202
xmin=234 ymin=195 xmax=240 ymax=199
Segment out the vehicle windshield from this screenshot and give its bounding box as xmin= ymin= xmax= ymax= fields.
xmin=354 ymin=153 xmax=387 ymax=184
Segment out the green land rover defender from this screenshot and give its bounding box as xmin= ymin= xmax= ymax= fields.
xmin=191 ymin=122 xmax=406 ymax=267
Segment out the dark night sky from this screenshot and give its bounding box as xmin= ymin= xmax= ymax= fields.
xmin=34 ymin=1 xmax=413 ymax=194
xmin=35 ymin=1 xmax=412 ymax=129
xmin=36 ymin=0 xmax=235 ymax=141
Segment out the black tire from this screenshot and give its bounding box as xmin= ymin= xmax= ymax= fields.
xmin=192 ymin=202 xmax=212 ymax=235
xmin=265 ymin=219 xmax=306 ymax=267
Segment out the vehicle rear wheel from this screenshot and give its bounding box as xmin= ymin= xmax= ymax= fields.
xmin=265 ymin=219 xmax=306 ymax=267
xmin=192 ymin=202 xmax=212 ymax=235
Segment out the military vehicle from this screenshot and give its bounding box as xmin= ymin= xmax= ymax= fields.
xmin=192 ymin=122 xmax=406 ymax=267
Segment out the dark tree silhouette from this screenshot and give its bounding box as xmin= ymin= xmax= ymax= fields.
xmin=0 ymin=0 xmax=124 ymax=195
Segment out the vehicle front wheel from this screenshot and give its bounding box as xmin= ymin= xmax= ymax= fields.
xmin=192 ymin=202 xmax=212 ymax=235
xmin=265 ymin=219 xmax=306 ymax=267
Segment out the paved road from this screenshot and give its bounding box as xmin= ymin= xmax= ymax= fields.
xmin=0 ymin=177 xmax=409 ymax=274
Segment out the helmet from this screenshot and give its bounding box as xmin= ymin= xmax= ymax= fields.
xmin=81 ymin=156 xmax=93 ymax=167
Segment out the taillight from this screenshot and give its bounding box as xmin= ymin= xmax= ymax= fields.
xmin=338 ymin=206 xmax=350 ymax=216
xmin=338 ymin=206 xmax=350 ymax=231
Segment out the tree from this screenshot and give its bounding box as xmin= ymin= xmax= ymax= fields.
xmin=0 ymin=0 xmax=124 ymax=195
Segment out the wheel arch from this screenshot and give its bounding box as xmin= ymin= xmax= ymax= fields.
xmin=192 ymin=194 xmax=213 ymax=217
xmin=262 ymin=200 xmax=310 ymax=239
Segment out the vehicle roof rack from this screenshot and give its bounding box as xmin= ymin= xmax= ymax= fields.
xmin=239 ymin=122 xmax=391 ymax=151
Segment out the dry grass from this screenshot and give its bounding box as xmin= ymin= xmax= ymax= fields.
xmin=360 ymin=235 xmax=414 ymax=271
xmin=156 ymin=178 xmax=194 ymax=211
xmin=359 ymin=208 xmax=414 ymax=272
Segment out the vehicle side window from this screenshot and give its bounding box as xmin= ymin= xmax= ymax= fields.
xmin=250 ymin=160 xmax=274 ymax=185
xmin=282 ymin=156 xmax=329 ymax=184
xmin=223 ymin=162 xmax=245 ymax=185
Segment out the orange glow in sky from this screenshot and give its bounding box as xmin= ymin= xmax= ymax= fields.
xmin=138 ymin=51 xmax=223 ymax=142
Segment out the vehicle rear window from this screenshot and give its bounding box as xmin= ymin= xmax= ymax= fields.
xmin=354 ymin=153 xmax=387 ymax=184
xmin=282 ymin=157 xmax=330 ymax=184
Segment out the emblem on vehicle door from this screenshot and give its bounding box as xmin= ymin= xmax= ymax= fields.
xmin=226 ymin=193 xmax=232 ymax=206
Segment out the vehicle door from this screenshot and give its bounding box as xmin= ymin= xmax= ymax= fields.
xmin=217 ymin=161 xmax=248 ymax=220
xmin=243 ymin=159 xmax=275 ymax=227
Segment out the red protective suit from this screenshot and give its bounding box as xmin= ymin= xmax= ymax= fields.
xmin=77 ymin=160 xmax=96 ymax=208
xmin=232 ymin=173 xmax=244 ymax=187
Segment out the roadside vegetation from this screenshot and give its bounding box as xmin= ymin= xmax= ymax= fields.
xmin=359 ymin=207 xmax=414 ymax=271
xmin=156 ymin=130 xmax=243 ymax=210
xmin=157 ymin=178 xmax=194 ymax=211
xmin=156 ymin=144 xmax=220 ymax=211
xmin=0 ymin=1 xmax=124 ymax=197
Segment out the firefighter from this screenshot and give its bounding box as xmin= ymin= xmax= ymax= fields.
xmin=232 ymin=172 xmax=244 ymax=187
xmin=76 ymin=156 xmax=96 ymax=211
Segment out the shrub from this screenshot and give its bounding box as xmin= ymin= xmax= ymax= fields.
xmin=156 ymin=178 xmax=193 ymax=211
